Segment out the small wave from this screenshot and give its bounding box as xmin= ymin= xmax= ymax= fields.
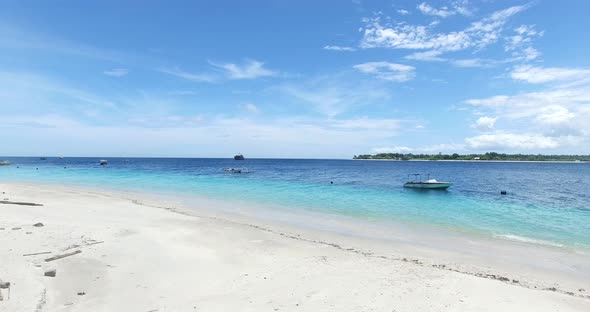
xmin=494 ymin=234 xmax=564 ymax=248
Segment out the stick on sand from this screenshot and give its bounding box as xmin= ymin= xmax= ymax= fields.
xmin=44 ymin=250 xmax=81 ymax=262
xmin=23 ymin=251 xmax=52 ymax=257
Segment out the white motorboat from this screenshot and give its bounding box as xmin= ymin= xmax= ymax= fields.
xmin=403 ymin=174 xmax=452 ymax=190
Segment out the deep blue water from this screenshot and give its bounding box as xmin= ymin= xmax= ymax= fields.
xmin=1 ymin=157 xmax=589 ymax=249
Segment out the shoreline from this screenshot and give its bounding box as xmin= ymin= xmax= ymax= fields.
xmin=1 ymin=182 xmax=589 ymax=311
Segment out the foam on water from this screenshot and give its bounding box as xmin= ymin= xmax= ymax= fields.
xmin=494 ymin=234 xmax=565 ymax=248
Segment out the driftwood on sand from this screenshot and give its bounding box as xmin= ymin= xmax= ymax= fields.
xmin=0 ymin=200 xmax=43 ymax=206
xmin=23 ymin=251 xmax=52 ymax=257
xmin=86 ymin=241 xmax=104 ymax=246
xmin=44 ymin=250 xmax=81 ymax=262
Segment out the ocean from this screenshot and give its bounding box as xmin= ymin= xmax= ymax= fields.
xmin=1 ymin=157 xmax=589 ymax=250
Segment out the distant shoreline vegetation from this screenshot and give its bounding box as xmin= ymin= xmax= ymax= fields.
xmin=352 ymin=152 xmax=590 ymax=162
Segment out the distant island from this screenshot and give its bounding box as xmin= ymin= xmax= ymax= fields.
xmin=353 ymin=152 xmax=590 ymax=162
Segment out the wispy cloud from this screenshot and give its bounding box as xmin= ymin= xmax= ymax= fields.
xmin=405 ymin=50 xmax=446 ymax=62
xmin=0 ymin=23 xmax=132 ymax=63
xmin=451 ymin=58 xmax=496 ymax=68
xmin=510 ymin=65 xmax=590 ymax=84
xmin=278 ymin=73 xmax=392 ymax=117
xmin=103 ymin=68 xmax=128 ymax=77
xmin=210 ymin=59 xmax=277 ymax=80
xmin=397 ymin=9 xmax=410 ymax=15
xmin=240 ymin=103 xmax=260 ymax=113
xmin=158 ymin=67 xmax=215 ymax=82
xmin=323 ymin=45 xmax=356 ymax=52
xmin=353 ymin=62 xmax=415 ymax=82
xmin=0 ymin=70 xmax=117 ymax=114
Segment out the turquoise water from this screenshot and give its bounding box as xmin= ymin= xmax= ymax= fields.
xmin=1 ymin=157 xmax=589 ymax=249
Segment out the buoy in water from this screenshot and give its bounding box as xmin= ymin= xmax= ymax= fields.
xmin=500 ymin=191 xmax=507 ymax=195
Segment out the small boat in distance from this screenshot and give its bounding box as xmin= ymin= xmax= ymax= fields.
xmin=403 ymin=174 xmax=452 ymax=190
xmin=0 ymin=160 xmax=10 ymax=166
xmin=234 ymin=154 xmax=245 ymax=160
xmin=99 ymin=160 xmax=108 ymax=165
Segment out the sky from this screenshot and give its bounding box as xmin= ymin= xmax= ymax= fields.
xmin=1 ymin=0 xmax=590 ymax=158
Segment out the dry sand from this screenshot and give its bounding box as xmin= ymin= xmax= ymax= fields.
xmin=1 ymin=182 xmax=589 ymax=311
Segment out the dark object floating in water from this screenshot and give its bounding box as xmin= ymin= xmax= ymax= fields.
xmin=224 ymin=168 xmax=249 ymax=173
xmin=500 ymin=191 xmax=508 ymax=195
xmin=234 ymin=154 xmax=245 ymax=160
xmin=403 ymin=174 xmax=452 ymax=190
xmin=99 ymin=160 xmax=108 ymax=165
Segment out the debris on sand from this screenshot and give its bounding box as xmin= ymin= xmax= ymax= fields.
xmin=44 ymin=270 xmax=57 ymax=277
xmin=0 ymin=200 xmax=43 ymax=206
xmin=44 ymin=250 xmax=82 ymax=262
xmin=0 ymin=279 xmax=10 ymax=301
xmin=23 ymin=251 xmax=52 ymax=257
xmin=33 ymin=222 xmax=44 ymax=227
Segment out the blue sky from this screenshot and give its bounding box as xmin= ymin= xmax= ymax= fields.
xmin=1 ymin=0 xmax=590 ymax=158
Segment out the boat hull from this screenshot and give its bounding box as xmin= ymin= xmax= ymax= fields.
xmin=404 ymin=182 xmax=452 ymax=189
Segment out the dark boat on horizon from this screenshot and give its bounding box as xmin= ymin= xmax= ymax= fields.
xmin=234 ymin=154 xmax=245 ymax=160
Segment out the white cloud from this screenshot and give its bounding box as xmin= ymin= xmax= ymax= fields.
xmin=473 ymin=116 xmax=497 ymax=131
xmin=240 ymin=103 xmax=260 ymax=113
xmin=465 ymin=66 xmax=590 ymax=150
xmin=372 ymin=146 xmax=413 ymax=153
xmin=465 ymin=132 xmax=560 ymax=150
xmin=397 ymin=9 xmax=410 ymax=15
xmin=417 ymin=2 xmax=469 ymax=18
xmin=510 ymin=65 xmax=590 ymax=84
xmin=158 ymin=67 xmax=215 ymax=82
xmin=353 ymin=62 xmax=415 ymax=82
xmin=451 ymin=58 xmax=496 ymax=68
xmin=323 ymin=45 xmax=356 ymax=52
xmin=103 ymin=68 xmax=128 ymax=77
xmin=372 ymin=143 xmax=465 ymax=154
xmin=361 ymin=4 xmax=527 ymax=52
xmin=404 ymin=50 xmax=446 ymax=62
xmin=504 ymin=25 xmax=543 ymax=61
xmin=210 ymin=59 xmax=277 ymax=80
xmin=534 ymin=105 xmax=575 ymax=126
xmin=330 ymin=116 xmax=402 ymax=130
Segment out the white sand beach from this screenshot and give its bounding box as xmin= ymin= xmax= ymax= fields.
xmin=1 ymin=182 xmax=589 ymax=312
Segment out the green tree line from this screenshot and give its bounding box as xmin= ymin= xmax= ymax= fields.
xmin=353 ymin=152 xmax=590 ymax=161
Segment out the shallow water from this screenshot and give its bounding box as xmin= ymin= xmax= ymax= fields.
xmin=1 ymin=157 xmax=589 ymax=249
